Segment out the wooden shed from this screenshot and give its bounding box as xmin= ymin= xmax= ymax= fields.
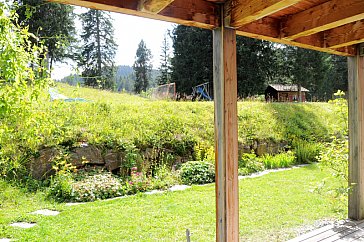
xmin=265 ymin=84 xmax=309 ymax=102
xmin=46 ymin=0 xmax=364 ymax=241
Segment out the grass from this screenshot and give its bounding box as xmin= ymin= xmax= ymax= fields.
xmin=0 ymin=164 xmax=346 ymax=241
xmin=0 ymin=83 xmax=346 ymax=180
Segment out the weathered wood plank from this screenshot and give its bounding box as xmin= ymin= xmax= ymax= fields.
xmin=326 ymin=20 xmax=364 ymax=49
xmin=138 ymin=0 xmax=174 ymax=14
xmin=236 ymin=19 xmax=356 ymax=56
xmin=49 ymin=0 xmax=219 ymax=29
xmin=344 ymin=228 xmax=364 ymax=241
xmin=213 ymin=25 xmax=239 ymax=242
xmin=282 ymin=0 xmax=364 ymax=40
xmin=288 ymin=220 xmax=364 ymax=242
xmin=225 ymin=0 xmax=300 ymax=27
xmin=287 ymin=224 xmax=335 ymax=242
xmin=319 ymin=221 xmax=364 ymax=241
xmin=348 ymin=43 xmax=364 ymax=221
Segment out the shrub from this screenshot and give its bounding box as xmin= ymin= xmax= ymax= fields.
xmin=238 ymin=152 xmax=265 ymax=176
xmin=71 ymin=172 xmax=125 ymax=202
xmin=48 ymin=173 xmax=73 ymax=201
xmin=293 ymin=140 xmax=321 ymax=164
xmin=194 ymin=142 xmax=214 ymax=162
xmin=180 ymin=161 xmax=215 ymax=185
xmin=124 ymin=167 xmax=151 ymax=194
xmin=261 ymin=151 xmax=295 ymax=169
xmin=150 ymin=165 xmax=179 ymax=190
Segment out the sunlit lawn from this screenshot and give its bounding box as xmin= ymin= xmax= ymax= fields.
xmin=0 ymin=164 xmax=345 ymax=241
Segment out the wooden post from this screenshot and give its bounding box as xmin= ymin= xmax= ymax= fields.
xmin=348 ymin=43 xmax=364 ymax=220
xmin=213 ymin=25 xmax=239 ymax=241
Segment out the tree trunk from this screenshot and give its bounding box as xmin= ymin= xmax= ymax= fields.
xmin=96 ymin=10 xmax=102 ymax=80
xmin=297 ymin=83 xmax=302 ymax=102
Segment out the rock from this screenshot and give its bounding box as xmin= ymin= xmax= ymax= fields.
xmin=251 ymin=140 xmax=258 ymax=150
xmin=70 ymin=145 xmax=103 ymax=167
xmin=30 ymin=148 xmax=58 ymax=180
xmin=142 ymin=148 xmax=155 ymax=160
xmin=0 ymin=238 xmax=11 ymax=242
xmin=267 ymin=142 xmax=280 ymax=154
xmin=238 ymin=141 xmax=251 ymax=156
xmin=10 ymin=222 xmax=36 ymax=229
xmin=169 ymin=185 xmax=191 ymax=191
xmin=145 ymin=190 xmax=164 ymax=195
xmin=30 ymin=209 xmax=60 ymax=216
xmin=104 ymin=151 xmax=121 ymax=172
xmin=256 ymin=142 xmax=267 ymax=156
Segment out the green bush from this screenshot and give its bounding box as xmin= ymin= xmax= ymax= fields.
xmin=71 ymin=172 xmax=125 ymax=202
xmin=293 ymin=140 xmax=321 ymax=164
xmin=238 ymin=152 xmax=265 ymax=176
xmin=180 ymin=161 xmax=215 ymax=185
xmin=150 ymin=165 xmax=180 ymax=190
xmin=262 ymin=151 xmax=296 ymax=169
xmin=48 ymin=170 xmax=126 ymax=202
xmin=48 ymin=174 xmax=73 ymax=201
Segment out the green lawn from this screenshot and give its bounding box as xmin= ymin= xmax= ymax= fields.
xmin=0 ymin=164 xmax=345 ymax=241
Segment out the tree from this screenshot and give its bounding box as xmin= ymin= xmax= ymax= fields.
xmin=236 ymin=36 xmax=276 ymax=97
xmin=78 ymin=9 xmax=117 ymax=89
xmin=133 ymin=40 xmax=152 ymax=93
xmin=15 ymin=0 xmax=76 ymax=73
xmin=157 ymin=33 xmax=171 ymax=86
xmin=170 ymin=25 xmax=213 ymax=95
xmin=285 ymin=46 xmax=332 ymax=101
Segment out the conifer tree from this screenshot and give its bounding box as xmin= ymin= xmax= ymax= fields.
xmin=79 ymin=9 xmax=117 ymax=89
xmin=157 ymin=33 xmax=171 ymax=86
xmin=15 ymin=0 xmax=76 ymax=73
xmin=133 ymin=40 xmax=152 ymax=93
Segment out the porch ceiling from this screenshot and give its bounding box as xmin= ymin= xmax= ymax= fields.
xmin=49 ymin=0 xmax=364 ymax=56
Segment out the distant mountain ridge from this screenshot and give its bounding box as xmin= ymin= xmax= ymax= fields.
xmin=59 ymin=65 xmax=160 ymax=92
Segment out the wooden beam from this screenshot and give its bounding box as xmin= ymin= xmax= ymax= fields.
xmin=348 ymin=43 xmax=364 ymax=220
xmin=326 ymin=21 xmax=364 ymax=49
xmin=213 ymin=26 xmax=239 ymax=242
xmin=283 ymin=0 xmax=364 ymax=40
xmin=48 ymin=0 xmax=219 ymax=29
xmin=138 ymin=0 xmax=174 ymax=14
xmin=237 ymin=18 xmax=356 ymax=56
xmin=225 ymin=0 xmax=301 ymax=28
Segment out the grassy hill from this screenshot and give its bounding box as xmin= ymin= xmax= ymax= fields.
xmin=0 ymin=83 xmax=346 ymax=179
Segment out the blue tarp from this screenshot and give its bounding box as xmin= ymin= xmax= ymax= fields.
xmin=49 ymin=88 xmax=87 ymax=102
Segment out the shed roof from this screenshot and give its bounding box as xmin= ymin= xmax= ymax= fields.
xmin=50 ymin=0 xmax=364 ymax=56
xmin=268 ymin=84 xmax=309 ymax=92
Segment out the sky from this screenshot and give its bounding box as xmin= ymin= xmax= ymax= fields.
xmin=52 ymin=7 xmax=175 ymax=80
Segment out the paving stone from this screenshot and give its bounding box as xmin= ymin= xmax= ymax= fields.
xmin=169 ymin=185 xmax=191 ymax=191
xmin=10 ymin=222 xmax=36 ymax=229
xmin=65 ymin=202 xmax=86 ymax=206
xmin=30 ymin=209 xmax=60 ymax=216
xmin=145 ymin=190 xmax=164 ymax=195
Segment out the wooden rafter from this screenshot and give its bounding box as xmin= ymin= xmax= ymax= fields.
xmin=282 ymin=0 xmax=364 ymax=40
xmin=225 ymin=0 xmax=301 ymax=28
xmin=138 ymin=0 xmax=174 ymax=14
xmin=236 ymin=17 xmax=356 ymax=56
xmin=325 ymin=20 xmax=364 ymax=49
xmin=49 ymin=0 xmax=219 ymax=29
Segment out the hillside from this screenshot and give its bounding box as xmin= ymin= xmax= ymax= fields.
xmin=0 ymin=83 xmax=346 ymax=180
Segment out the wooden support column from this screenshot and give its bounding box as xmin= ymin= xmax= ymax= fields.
xmin=213 ymin=25 xmax=239 ymax=241
xmin=348 ymin=44 xmax=364 ymax=220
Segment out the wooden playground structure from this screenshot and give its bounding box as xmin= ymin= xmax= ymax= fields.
xmin=47 ymin=0 xmax=364 ymax=241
